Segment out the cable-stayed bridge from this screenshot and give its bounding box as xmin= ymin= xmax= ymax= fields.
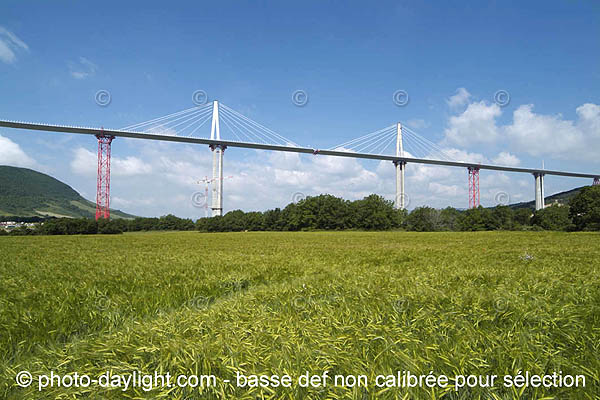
xmin=1 ymin=101 xmax=598 ymax=218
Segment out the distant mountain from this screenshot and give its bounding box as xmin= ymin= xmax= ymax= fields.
xmin=508 ymin=186 xmax=584 ymax=210
xmin=0 ymin=166 xmax=135 ymax=219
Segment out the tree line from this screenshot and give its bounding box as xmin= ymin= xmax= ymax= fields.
xmin=2 ymin=186 xmax=599 ymax=236
xmin=0 ymin=214 xmax=195 ymax=236
xmin=196 ymin=186 xmax=600 ymax=232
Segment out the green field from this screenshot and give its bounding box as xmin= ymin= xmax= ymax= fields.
xmin=1 ymin=231 xmax=599 ymax=399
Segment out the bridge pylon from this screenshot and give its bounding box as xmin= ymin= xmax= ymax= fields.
xmin=393 ymin=123 xmax=406 ymax=210
xmin=95 ymin=132 xmax=114 ymax=220
xmin=534 ymin=172 xmax=545 ymax=210
xmin=210 ymin=101 xmax=225 ymax=217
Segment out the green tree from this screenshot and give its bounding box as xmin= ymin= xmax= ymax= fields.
xmin=513 ymin=208 xmax=532 ymax=227
xmin=301 ymin=195 xmax=350 ymax=230
xmin=438 ymin=207 xmax=462 ymax=231
xmin=352 ymin=195 xmax=400 ymax=230
xmin=110 ymin=218 xmax=129 ymax=232
xmin=97 ymin=219 xmax=124 ymax=234
xmin=490 ymin=205 xmax=514 ymax=230
xmin=406 ymin=207 xmax=440 ymax=231
xmin=458 ymin=206 xmax=494 ymax=231
xmin=281 ymin=203 xmax=301 ymax=231
xmin=263 ymin=208 xmax=282 ymax=230
xmin=243 ymin=212 xmax=265 ymax=231
xmin=204 ymin=216 xmax=224 ymax=232
xmin=531 ymin=204 xmax=573 ymax=231
xmin=569 ymin=185 xmax=600 ymax=231
xmin=9 ymin=226 xmax=34 ymax=236
xmin=222 ymin=210 xmax=246 ymax=231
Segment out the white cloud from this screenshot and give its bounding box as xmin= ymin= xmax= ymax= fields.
xmin=69 ymin=57 xmax=98 ymax=79
xmin=442 ymin=148 xmax=488 ymax=164
xmin=405 ymin=119 xmax=430 ymax=130
xmin=444 ymin=101 xmax=501 ymax=146
xmin=0 ymin=26 xmax=28 ymax=64
xmin=446 ymin=87 xmax=471 ymax=109
xmin=505 ymin=103 xmax=600 ymax=160
xmin=492 ymin=151 xmax=520 ymax=166
xmin=69 ymin=148 xmax=100 ymax=176
xmin=116 ymin=156 xmax=153 ymax=176
xmin=414 ymin=164 xmax=454 ymax=182
xmin=429 ymin=182 xmax=461 ymax=197
xmin=443 ymin=89 xmax=600 ymax=162
xmin=70 ymin=148 xmax=152 ymax=177
xmin=0 ymin=134 xmax=36 ymax=168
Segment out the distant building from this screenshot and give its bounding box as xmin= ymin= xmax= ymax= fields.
xmin=0 ymin=221 xmax=38 ymax=231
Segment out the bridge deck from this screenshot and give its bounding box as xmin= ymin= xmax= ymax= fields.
xmin=0 ymin=120 xmax=598 ymax=179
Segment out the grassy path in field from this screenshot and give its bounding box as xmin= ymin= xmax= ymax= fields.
xmin=1 ymin=231 xmax=599 ymax=399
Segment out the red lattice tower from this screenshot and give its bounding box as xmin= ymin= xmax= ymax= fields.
xmin=95 ymin=132 xmax=115 ymax=220
xmin=468 ymin=166 xmax=480 ymax=209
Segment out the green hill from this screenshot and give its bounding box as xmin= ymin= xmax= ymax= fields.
xmin=0 ymin=165 xmax=135 ymax=219
xmin=508 ymin=186 xmax=584 ymax=210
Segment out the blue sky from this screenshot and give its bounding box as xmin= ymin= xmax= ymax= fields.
xmin=1 ymin=0 xmax=599 ymax=217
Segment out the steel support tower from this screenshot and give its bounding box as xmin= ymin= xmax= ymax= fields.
xmin=209 ymin=101 xmax=225 ymax=217
xmin=95 ymin=133 xmax=114 ymax=220
xmin=468 ymin=167 xmax=480 ymax=208
xmin=393 ymin=122 xmax=406 ymax=209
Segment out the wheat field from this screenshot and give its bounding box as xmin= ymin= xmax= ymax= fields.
xmin=0 ymin=231 xmax=598 ymax=399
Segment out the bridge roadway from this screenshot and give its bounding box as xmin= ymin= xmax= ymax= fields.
xmin=1 ymin=120 xmax=598 ymax=179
